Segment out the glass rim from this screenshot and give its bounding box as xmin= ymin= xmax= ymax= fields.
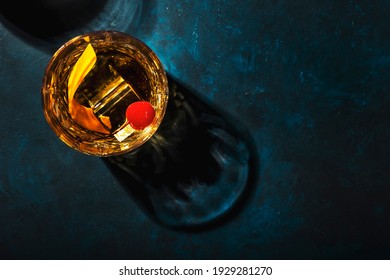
xmin=41 ymin=30 xmax=169 ymax=157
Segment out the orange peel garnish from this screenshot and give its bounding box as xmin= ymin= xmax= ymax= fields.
xmin=67 ymin=41 xmax=111 ymax=134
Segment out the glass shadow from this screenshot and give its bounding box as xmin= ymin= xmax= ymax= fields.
xmin=103 ymin=75 xmax=259 ymax=231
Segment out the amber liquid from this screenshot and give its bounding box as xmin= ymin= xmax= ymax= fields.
xmin=74 ymin=50 xmax=152 ymax=134
xmin=42 ymin=31 xmax=168 ymax=156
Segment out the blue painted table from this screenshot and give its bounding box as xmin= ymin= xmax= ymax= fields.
xmin=0 ymin=0 xmax=389 ymax=259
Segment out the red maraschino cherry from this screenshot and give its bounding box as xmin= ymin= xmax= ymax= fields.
xmin=126 ymin=101 xmax=156 ymax=130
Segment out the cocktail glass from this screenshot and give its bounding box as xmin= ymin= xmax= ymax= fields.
xmin=42 ymin=30 xmax=168 ymax=156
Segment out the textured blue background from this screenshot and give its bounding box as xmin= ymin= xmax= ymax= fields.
xmin=0 ymin=0 xmax=389 ymax=259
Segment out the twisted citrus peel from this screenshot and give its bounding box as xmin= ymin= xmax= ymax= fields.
xmin=67 ymin=41 xmax=111 ymax=134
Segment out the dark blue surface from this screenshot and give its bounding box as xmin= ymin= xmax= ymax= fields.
xmin=0 ymin=0 xmax=389 ymax=259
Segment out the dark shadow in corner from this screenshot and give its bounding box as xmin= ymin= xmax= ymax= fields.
xmin=0 ymin=0 xmax=107 ymax=39
xmin=0 ymin=0 xmax=107 ymax=51
xmin=0 ymin=0 xmax=151 ymax=53
xmin=103 ymin=75 xmax=259 ymax=232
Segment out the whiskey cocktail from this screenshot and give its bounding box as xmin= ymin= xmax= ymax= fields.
xmin=42 ymin=31 xmax=168 ymax=156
